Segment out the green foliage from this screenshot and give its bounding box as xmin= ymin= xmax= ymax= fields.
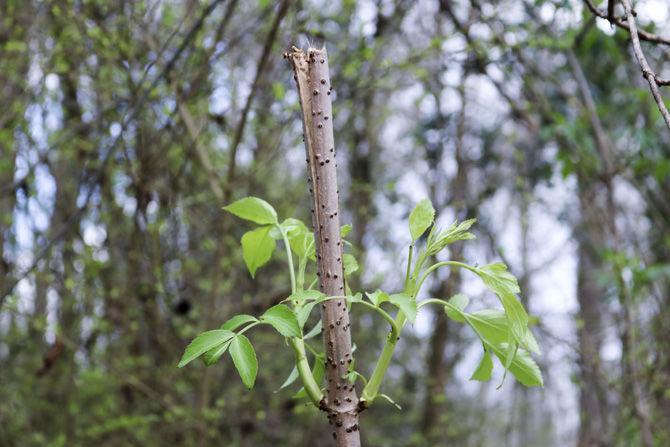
xmin=229 ymin=335 xmax=258 ymax=389
xmin=366 ymin=289 xmax=389 ymax=306
xmin=388 ymin=293 xmax=417 ymax=324
xmin=426 ymin=218 xmax=477 ymax=255
xmin=409 ymin=198 xmax=435 ymax=241
xmin=223 ymin=197 xmax=278 ymax=225
xmin=178 ymin=330 xmax=235 ymax=368
xmin=221 ymin=314 xmax=258 ymax=331
xmin=260 ymin=304 xmax=301 ymax=338
xmin=470 ymin=350 xmax=493 ymax=382
xmin=181 ymin=196 xmax=541 ymax=421
xmin=469 ymin=262 xmax=529 ymax=344
xmin=241 ymin=226 xmax=276 ymax=277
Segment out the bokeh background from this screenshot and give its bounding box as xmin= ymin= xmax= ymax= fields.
xmin=1 ymin=0 xmax=669 ymax=446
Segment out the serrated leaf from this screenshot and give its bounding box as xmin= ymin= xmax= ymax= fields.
xmin=446 ymin=294 xmax=469 ymax=322
xmin=203 ymin=338 xmax=234 ymax=366
xmin=461 ymin=309 xmax=539 ymax=355
xmin=261 ymin=304 xmax=301 ymax=338
xmin=409 ymin=198 xmax=435 ymax=241
xmin=366 ymin=289 xmax=389 ymax=307
xmin=471 ymin=263 xmax=528 ymax=343
xmin=241 ymin=226 xmax=276 ymax=277
xmin=388 ymin=293 xmax=417 ymax=323
xmin=343 ymin=253 xmax=359 ymax=276
xmin=223 ymin=197 xmax=278 ymax=225
xmin=427 ymin=218 xmax=477 ymax=254
xmin=476 ymin=262 xmax=521 ymax=295
xmin=464 ymin=309 xmax=510 ymax=346
xmin=470 ymin=349 xmax=493 ymax=381
xmin=229 ymin=334 xmax=258 ymax=389
xmin=524 ymin=326 xmax=541 ymax=355
xmin=178 ymin=329 xmax=235 ymax=368
xmin=221 ymin=314 xmax=258 ymax=331
xmin=489 ymin=344 xmax=543 ymax=387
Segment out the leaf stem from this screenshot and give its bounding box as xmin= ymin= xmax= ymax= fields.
xmin=417 ymin=297 xmax=450 ymax=309
xmin=289 ymin=337 xmax=324 ymax=406
xmin=360 ymin=311 xmax=406 ymax=404
xmin=404 ymin=244 xmax=413 ymax=291
xmin=415 ymin=260 xmax=470 ymax=297
xmin=278 ymin=225 xmax=297 ymax=294
xmin=278 ymin=226 xmax=323 ymax=405
xmin=237 ymin=321 xmax=261 ymax=335
xmin=356 ymin=301 xmax=400 ymax=336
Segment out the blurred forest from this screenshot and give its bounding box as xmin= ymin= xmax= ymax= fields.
xmin=1 ymin=0 xmax=669 ymax=446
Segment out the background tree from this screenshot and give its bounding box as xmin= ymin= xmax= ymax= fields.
xmin=1 ymin=0 xmax=669 ymax=446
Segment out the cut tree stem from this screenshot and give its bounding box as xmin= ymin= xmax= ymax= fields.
xmin=287 ymin=46 xmax=362 ymax=447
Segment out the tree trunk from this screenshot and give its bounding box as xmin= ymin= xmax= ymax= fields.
xmin=575 ymin=179 xmax=610 ymax=447
xmin=288 ymin=46 xmax=362 ymax=447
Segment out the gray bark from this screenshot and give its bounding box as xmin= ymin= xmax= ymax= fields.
xmin=289 ymin=47 xmax=361 ymax=447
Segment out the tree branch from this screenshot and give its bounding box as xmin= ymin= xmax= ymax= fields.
xmin=583 ymin=0 xmax=670 ymax=46
xmin=620 ymin=0 xmax=670 ymax=130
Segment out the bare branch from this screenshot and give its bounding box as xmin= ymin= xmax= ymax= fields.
xmin=583 ymin=0 xmax=670 ymax=46
xmin=620 ymin=0 xmax=670 ymax=130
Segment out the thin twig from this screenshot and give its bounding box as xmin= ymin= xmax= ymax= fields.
xmin=222 ymin=0 xmax=290 ymax=203
xmin=583 ymin=0 xmax=670 ymax=46
xmin=620 ymin=0 xmax=670 ymax=130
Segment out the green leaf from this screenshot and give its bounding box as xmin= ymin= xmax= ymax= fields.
xmin=388 ymin=293 xmax=417 ymax=323
xmin=288 ymin=290 xmax=325 ymax=306
xmin=427 ymin=218 xmax=477 ymax=255
xmin=287 ymin=225 xmax=315 ymax=260
xmin=471 ymin=263 xmax=528 ymax=343
xmin=304 ymin=320 xmax=323 ymax=339
xmin=346 ymin=293 xmax=363 ymax=303
xmin=271 ymin=218 xmax=308 ymax=240
xmin=203 ymin=338 xmax=234 ymax=366
xmin=229 ymin=334 xmax=258 ymax=389
xmin=366 ymin=289 xmax=389 ymax=307
xmin=260 ymin=304 xmax=301 ymax=338
xmin=241 ymin=226 xmax=276 ymax=277
xmin=489 ymin=344 xmax=543 ymax=387
xmin=296 ymin=301 xmax=319 ymax=328
xmin=445 ymin=306 xmax=543 ymax=387
xmin=476 ymin=262 xmax=520 ymax=294
xmin=470 ymin=349 xmax=493 ymax=381
xmin=523 ymin=327 xmax=541 ymax=355
xmin=223 ymin=197 xmax=278 ymax=225
xmin=463 ymin=309 xmax=510 ymax=346
xmin=178 ymin=329 xmax=235 ymax=367
xmin=409 ymin=198 xmax=435 ymax=241
xmin=343 ymin=253 xmax=359 ymax=276
xmin=276 ymin=365 xmax=299 ymax=392
xmin=446 ymin=294 xmax=469 ymax=322
xmin=460 ymin=309 xmax=539 ymax=355
xmin=221 ymin=314 xmax=258 ymax=331
xmin=340 ymin=224 xmax=352 ymax=237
